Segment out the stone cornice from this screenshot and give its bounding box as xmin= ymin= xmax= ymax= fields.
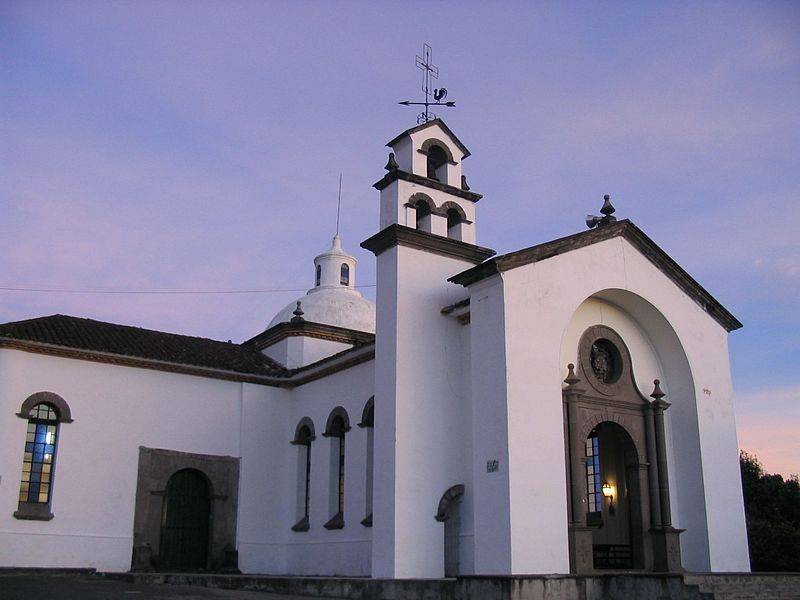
xmin=361 ymin=224 xmax=496 ymax=264
xmin=372 ymin=169 xmax=483 ymax=202
xmin=448 ymin=220 xmax=742 ymax=332
xmin=245 ymin=320 xmax=375 ymax=351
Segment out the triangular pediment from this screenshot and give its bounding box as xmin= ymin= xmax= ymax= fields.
xmin=449 ymin=220 xmax=742 ymax=332
xmin=385 ymin=118 xmax=471 ymax=159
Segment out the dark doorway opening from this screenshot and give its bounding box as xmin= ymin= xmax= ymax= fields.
xmin=159 ymin=468 xmax=211 ymax=570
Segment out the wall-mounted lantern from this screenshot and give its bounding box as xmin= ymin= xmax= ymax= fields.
xmin=602 ymin=481 xmax=615 ymax=516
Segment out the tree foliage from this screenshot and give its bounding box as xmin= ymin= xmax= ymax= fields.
xmin=739 ymin=451 xmax=800 ymax=571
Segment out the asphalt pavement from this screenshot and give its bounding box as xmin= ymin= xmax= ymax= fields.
xmin=0 ymin=572 xmax=342 ymax=600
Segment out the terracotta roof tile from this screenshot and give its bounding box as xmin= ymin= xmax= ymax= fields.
xmin=0 ymin=314 xmax=288 ymax=377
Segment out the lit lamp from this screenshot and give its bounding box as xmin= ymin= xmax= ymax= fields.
xmin=601 ymin=482 xmax=615 ymax=516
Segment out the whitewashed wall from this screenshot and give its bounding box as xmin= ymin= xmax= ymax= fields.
xmin=0 ymin=350 xmax=247 ymax=572
xmin=469 ymin=235 xmax=749 ymax=573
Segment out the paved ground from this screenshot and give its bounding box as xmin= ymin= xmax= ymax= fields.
xmin=0 ymin=572 xmax=340 ymax=600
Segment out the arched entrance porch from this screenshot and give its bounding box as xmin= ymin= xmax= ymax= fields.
xmin=563 ymin=325 xmax=683 ymax=573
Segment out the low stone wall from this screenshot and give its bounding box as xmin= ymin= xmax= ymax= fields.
xmin=685 ymin=573 xmax=800 ymax=600
xmin=106 ymin=571 xmax=800 ymax=600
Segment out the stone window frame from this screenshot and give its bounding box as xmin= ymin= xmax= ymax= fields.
xmin=357 ymin=397 xmax=374 ymax=527
xmin=14 ymin=392 xmax=74 ymax=521
xmin=290 ymin=417 xmax=316 ymax=532
xmin=323 ymin=406 xmax=350 ymax=530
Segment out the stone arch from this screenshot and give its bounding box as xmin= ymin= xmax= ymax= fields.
xmin=560 ymin=288 xmax=707 ymax=570
xmin=434 ymin=484 xmax=465 ymax=522
xmin=323 ymin=406 xmax=351 ymax=436
xmin=292 ymin=417 xmax=316 ymax=444
xmin=17 ymin=391 xmax=73 ymax=423
xmin=358 ymin=396 xmax=374 ymax=428
xmin=408 ymin=192 xmax=437 ymax=212
xmin=579 ymin=413 xmax=646 ymax=462
xmin=420 ymin=138 xmax=456 ymax=163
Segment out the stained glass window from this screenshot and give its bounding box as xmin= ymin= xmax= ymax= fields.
xmin=19 ymin=403 xmax=59 ymax=504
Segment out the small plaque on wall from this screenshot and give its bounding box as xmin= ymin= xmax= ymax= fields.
xmin=486 ymin=459 xmax=499 ymax=473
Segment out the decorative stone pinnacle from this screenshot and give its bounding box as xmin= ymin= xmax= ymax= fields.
xmin=461 ymin=175 xmax=470 ymax=191
xmin=291 ymin=301 xmax=305 ymax=322
xmin=650 ymin=379 xmax=665 ymax=400
xmin=564 ymin=363 xmax=581 ymax=386
xmin=600 ymin=194 xmax=616 ymax=216
xmin=384 ymin=152 xmax=399 ymax=172
xmin=586 ymin=194 xmax=618 ymax=229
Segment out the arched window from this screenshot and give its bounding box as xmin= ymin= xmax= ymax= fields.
xmin=291 ymin=418 xmax=315 ymax=532
xmin=358 ymin=397 xmax=374 ymax=527
xmin=323 ymin=407 xmax=350 ymax=530
xmin=447 ymin=208 xmax=462 ymax=240
xmin=340 ymin=263 xmax=350 ymax=286
xmin=315 ymin=264 xmax=321 ymax=287
xmin=426 ymin=144 xmax=448 ymax=181
xmin=14 ymin=392 xmax=73 ymax=521
xmin=415 ymin=200 xmax=432 ymax=232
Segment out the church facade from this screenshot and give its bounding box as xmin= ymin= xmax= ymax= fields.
xmin=0 ymin=120 xmax=750 ymax=577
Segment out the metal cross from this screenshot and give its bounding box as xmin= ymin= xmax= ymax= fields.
xmin=416 ymin=43 xmax=439 ymax=106
xmin=399 ymin=43 xmax=456 ymax=124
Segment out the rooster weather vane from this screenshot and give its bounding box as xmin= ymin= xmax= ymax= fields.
xmin=399 ymin=44 xmax=456 ymax=124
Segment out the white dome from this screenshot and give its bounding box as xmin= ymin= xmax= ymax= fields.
xmin=268 ymin=235 xmax=376 ymax=333
xmin=269 ymin=287 xmax=376 ymax=332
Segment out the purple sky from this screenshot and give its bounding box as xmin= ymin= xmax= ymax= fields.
xmin=2 ymin=1 xmax=798 ymax=477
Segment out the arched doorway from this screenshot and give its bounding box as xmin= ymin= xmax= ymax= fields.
xmin=435 ymin=484 xmax=464 ymax=577
xmin=585 ymin=422 xmax=643 ymax=569
xmin=159 ymin=468 xmax=211 ymax=570
xmin=563 ymin=324 xmax=682 ymax=573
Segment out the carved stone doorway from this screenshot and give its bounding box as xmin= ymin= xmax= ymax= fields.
xmin=563 ymin=325 xmax=682 ymax=573
xmin=586 ymin=422 xmax=644 ymax=570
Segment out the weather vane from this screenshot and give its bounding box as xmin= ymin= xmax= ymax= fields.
xmin=398 ymin=43 xmax=456 ymax=124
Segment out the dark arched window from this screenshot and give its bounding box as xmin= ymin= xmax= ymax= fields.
xmin=340 ymin=263 xmax=350 ymax=286
xmin=446 ymin=208 xmax=461 ymax=238
xmin=358 ymin=397 xmax=374 ymax=527
xmin=415 ymin=200 xmax=432 ymax=232
xmin=291 ymin=418 xmax=315 ymax=532
xmin=315 ymin=264 xmax=321 ymax=287
xmin=427 ymin=145 xmax=448 ymax=181
xmin=323 ymin=407 xmax=350 ymax=530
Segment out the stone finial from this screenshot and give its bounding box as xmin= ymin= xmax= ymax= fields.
xmin=600 ymin=194 xmax=616 ymax=217
xmin=586 ymin=194 xmax=618 ymax=229
xmin=384 ymin=152 xmax=399 ymax=172
xmin=564 ymin=363 xmax=580 ymax=386
xmin=461 ymin=174 xmax=470 ymax=191
xmin=650 ymin=379 xmax=665 ymax=400
xmin=291 ymin=301 xmax=305 ymax=322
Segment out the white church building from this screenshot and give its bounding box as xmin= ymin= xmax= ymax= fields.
xmin=0 ymin=119 xmax=750 ymax=578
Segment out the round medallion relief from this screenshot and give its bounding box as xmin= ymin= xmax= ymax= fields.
xmin=590 ymin=338 xmax=622 ymax=384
